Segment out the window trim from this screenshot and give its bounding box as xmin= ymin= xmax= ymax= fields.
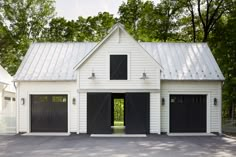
xmin=107 ymin=52 xmax=130 ymax=80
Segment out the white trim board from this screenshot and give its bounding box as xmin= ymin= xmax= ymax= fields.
xmin=22 ymin=132 xmax=70 ymax=136
xmin=90 ymin=134 xmax=147 ymax=137
xmin=168 ymin=133 xmax=216 ymax=136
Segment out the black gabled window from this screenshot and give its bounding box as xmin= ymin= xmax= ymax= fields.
xmin=110 ymin=55 xmax=127 ymax=80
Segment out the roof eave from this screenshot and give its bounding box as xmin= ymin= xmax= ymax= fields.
xmin=161 ymin=79 xmax=225 ymax=81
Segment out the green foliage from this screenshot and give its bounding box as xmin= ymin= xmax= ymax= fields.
xmin=0 ymin=0 xmax=55 ymax=74
xmin=114 ymin=99 xmax=124 ymax=123
xmin=119 ymin=0 xmax=143 ymax=39
xmin=41 ymin=12 xmax=116 ymax=42
xmin=209 ymin=3 xmax=236 ymax=118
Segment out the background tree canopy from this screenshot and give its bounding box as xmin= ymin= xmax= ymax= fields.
xmin=0 ymin=0 xmax=235 ymax=119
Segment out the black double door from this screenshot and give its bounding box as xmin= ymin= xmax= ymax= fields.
xmin=87 ymin=93 xmax=112 ymax=134
xmin=125 ymin=93 xmax=150 ymax=134
xmin=87 ymin=93 xmax=150 ymax=134
xmin=170 ymin=95 xmax=206 ymax=133
xmin=31 ymin=95 xmax=68 ymax=132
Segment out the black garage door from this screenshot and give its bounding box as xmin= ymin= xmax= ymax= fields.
xmin=31 ymin=95 xmax=68 ymax=132
xmin=170 ymin=95 xmax=206 ymax=133
xmin=87 ymin=93 xmax=112 ymax=134
xmin=125 ymin=93 xmax=150 ymax=134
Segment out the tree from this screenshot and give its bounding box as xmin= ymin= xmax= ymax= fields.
xmin=119 ymin=0 xmax=183 ymax=42
xmin=209 ymin=1 xmax=236 ymax=118
xmin=197 ymin=0 xmax=227 ymax=42
xmin=137 ymin=1 xmax=159 ymax=41
xmin=41 ymin=17 xmax=73 ymax=42
xmin=155 ymin=0 xmax=184 ymax=42
xmin=85 ymin=12 xmax=117 ymax=41
xmin=180 ymin=0 xmax=231 ymax=42
xmin=181 ymin=0 xmax=197 ymax=42
xmin=119 ymin=0 xmax=143 ymax=39
xmin=41 ymin=12 xmax=116 ymax=42
xmin=0 ymin=0 xmax=55 ymax=74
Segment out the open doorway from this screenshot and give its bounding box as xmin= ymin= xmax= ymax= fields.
xmin=111 ymin=93 xmax=125 ymax=134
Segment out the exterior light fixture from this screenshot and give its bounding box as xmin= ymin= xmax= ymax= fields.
xmin=140 ymin=72 xmax=148 ymax=80
xmin=21 ymin=98 xmax=25 ymax=105
xmin=88 ymin=72 xmax=96 ymax=79
xmin=162 ymin=98 xmax=165 ymax=105
xmin=214 ymin=98 xmax=217 ymax=106
xmin=72 ymin=98 xmax=76 ymax=105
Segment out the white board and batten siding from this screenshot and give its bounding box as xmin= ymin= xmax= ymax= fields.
xmin=160 ymin=81 xmax=222 ymax=133
xmin=17 ymin=82 xmax=78 ymax=133
xmin=77 ymin=28 xmax=161 ymax=134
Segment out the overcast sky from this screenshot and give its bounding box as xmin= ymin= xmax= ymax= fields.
xmin=55 ymin=0 xmax=159 ymax=20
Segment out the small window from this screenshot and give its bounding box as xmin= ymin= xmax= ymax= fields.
xmin=4 ymin=97 xmax=11 ymax=101
xmin=177 ymin=96 xmax=184 ymax=103
xmin=12 ymin=98 xmax=16 ymax=101
xmin=110 ymin=55 xmax=127 ymax=80
xmin=52 ymin=96 xmax=67 ymax=103
xmin=33 ymin=96 xmax=48 ymax=103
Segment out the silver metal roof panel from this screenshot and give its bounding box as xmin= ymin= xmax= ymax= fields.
xmin=14 ymin=42 xmax=224 ymax=81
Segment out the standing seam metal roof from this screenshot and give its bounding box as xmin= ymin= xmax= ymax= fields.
xmin=14 ymin=42 xmax=224 ymax=81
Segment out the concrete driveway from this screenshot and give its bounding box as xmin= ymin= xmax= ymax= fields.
xmin=0 ymin=134 xmax=236 ymax=157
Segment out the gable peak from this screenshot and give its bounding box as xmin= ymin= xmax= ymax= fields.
xmin=108 ymin=23 xmax=125 ymax=33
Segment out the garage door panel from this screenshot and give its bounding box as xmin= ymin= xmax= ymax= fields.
xmin=187 ymin=95 xmax=206 ymax=132
xmin=170 ymin=102 xmax=187 ymax=132
xmin=170 ymin=95 xmax=206 ymax=133
xmin=31 ymin=95 xmax=68 ymax=132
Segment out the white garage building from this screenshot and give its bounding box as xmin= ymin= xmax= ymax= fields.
xmin=14 ymin=23 xmax=224 ymax=135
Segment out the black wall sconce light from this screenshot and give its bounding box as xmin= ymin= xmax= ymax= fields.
xmin=21 ymin=98 xmax=25 ymax=105
xmin=214 ymin=98 xmax=217 ymax=106
xmin=140 ymin=72 xmax=148 ymax=80
xmin=72 ymin=98 xmax=76 ymax=105
xmin=162 ymin=98 xmax=165 ymax=105
xmin=88 ymin=72 xmax=96 ymax=79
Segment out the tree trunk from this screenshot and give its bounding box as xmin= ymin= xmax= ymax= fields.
xmin=191 ymin=11 xmax=196 ymax=42
xmin=202 ymin=30 xmax=208 ymax=42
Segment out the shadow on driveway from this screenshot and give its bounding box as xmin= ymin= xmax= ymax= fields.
xmin=0 ymin=134 xmax=236 ymax=157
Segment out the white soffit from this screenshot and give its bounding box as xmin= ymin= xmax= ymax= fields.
xmin=14 ymin=42 xmax=224 ymax=81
